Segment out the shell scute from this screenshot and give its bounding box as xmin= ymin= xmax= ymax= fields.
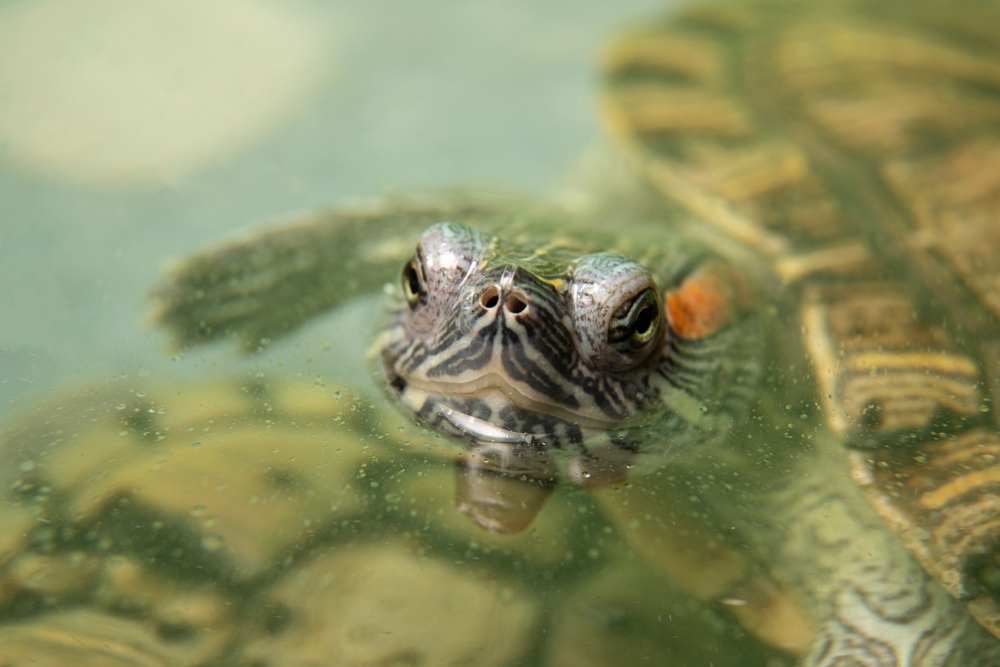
xmin=884 ymin=138 xmax=1000 ymax=323
xmin=601 ymin=9 xmax=871 ymax=264
xmin=802 ymin=283 xmax=983 ymax=442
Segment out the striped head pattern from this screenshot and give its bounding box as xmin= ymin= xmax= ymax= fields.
xmin=379 ymin=222 xmax=759 ymax=490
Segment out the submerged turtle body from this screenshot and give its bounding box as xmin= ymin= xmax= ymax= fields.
xmin=0 ymin=379 xmax=783 ymax=666
xmin=598 ymin=0 xmax=1000 ymax=652
xmin=17 ymin=0 xmax=1000 ymax=664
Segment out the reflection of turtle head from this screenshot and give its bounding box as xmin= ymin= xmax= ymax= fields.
xmin=380 ymin=222 xmax=758 ymax=533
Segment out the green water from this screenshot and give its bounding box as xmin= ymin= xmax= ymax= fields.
xmin=0 ymin=361 xmax=790 ymax=665
xmin=0 ymin=0 xmax=792 ymax=664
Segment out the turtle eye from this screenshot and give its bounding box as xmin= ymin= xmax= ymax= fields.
xmin=402 ymin=255 xmax=426 ymax=306
xmin=608 ymin=288 xmax=660 ymax=352
xmin=572 ymin=252 xmax=662 ymax=373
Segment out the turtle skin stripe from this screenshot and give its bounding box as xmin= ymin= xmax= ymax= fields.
xmin=805 ymin=584 xmax=971 ymax=667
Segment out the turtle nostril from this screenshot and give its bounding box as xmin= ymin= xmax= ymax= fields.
xmin=480 ymin=286 xmax=500 ymax=309
xmin=506 ymin=294 xmax=527 ymax=314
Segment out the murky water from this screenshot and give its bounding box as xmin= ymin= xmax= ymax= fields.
xmin=0 ymin=365 xmax=790 ymax=665
xmin=7 ymin=0 xmax=1000 ymax=665
xmin=0 ymin=0 xmax=792 ymax=664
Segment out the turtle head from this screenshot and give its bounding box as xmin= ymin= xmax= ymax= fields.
xmin=382 ymin=221 xmax=667 ymax=448
xmin=380 ymin=221 xmax=757 ymax=533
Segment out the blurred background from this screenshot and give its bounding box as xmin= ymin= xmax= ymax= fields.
xmin=0 ymin=0 xmax=672 ymax=416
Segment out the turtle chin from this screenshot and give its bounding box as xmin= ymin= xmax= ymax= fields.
xmin=388 ymin=379 xmax=600 ymax=450
xmin=409 ymin=393 xmax=575 ymax=536
xmin=382 ymin=376 xmax=637 ymax=534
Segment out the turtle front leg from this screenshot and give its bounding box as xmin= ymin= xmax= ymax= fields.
xmin=150 ymin=195 xmax=527 ymax=352
xmin=802 ymin=583 xmax=998 ymax=667
xmin=761 ymin=439 xmax=1000 ymax=667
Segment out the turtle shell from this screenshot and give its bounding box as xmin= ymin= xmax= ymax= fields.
xmin=600 ymin=0 xmax=1000 ymax=642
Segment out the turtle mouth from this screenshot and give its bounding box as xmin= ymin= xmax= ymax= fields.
xmin=427 ymin=403 xmax=538 ymax=446
xmin=384 ymin=371 xmax=615 ymax=448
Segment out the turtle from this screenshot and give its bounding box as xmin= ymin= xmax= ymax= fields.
xmin=135 ymin=0 xmax=1000 ymax=664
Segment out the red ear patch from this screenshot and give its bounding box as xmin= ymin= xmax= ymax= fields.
xmin=665 ymin=265 xmax=737 ymax=340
